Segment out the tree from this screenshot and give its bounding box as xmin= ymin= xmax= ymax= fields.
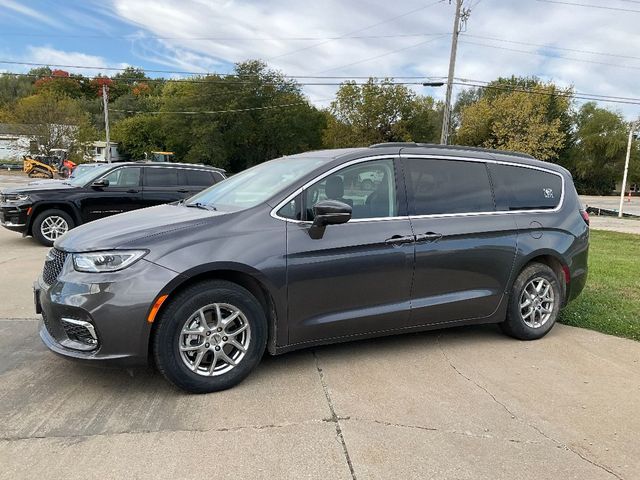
xmin=153 ymin=60 xmax=325 ymax=171
xmin=455 ymin=77 xmax=572 ymax=161
xmin=9 ymin=93 xmax=88 ymax=154
xmin=569 ymin=102 xmax=639 ymax=194
xmin=112 ymin=114 xmax=165 ymax=160
xmin=323 ymin=79 xmax=441 ymax=148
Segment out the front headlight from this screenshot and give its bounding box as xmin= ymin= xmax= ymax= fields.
xmin=72 ymin=250 xmax=147 ymax=273
xmin=3 ymin=193 xmax=30 ymax=203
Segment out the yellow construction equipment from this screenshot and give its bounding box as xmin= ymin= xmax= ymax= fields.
xmin=23 ymin=155 xmax=57 ymax=178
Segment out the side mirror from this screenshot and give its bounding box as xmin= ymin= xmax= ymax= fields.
xmin=312 ymin=200 xmax=352 ymax=227
xmin=91 ymin=179 xmax=109 ymax=188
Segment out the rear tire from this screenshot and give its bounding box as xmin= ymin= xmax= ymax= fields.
xmin=153 ymin=280 xmax=267 ymax=394
xmin=32 ymin=209 xmax=74 ymax=247
xmin=500 ymin=262 xmax=562 ymax=340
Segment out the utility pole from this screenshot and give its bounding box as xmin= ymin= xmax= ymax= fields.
xmin=102 ymin=84 xmax=111 ymax=163
xmin=440 ymin=0 xmax=469 ymax=145
xmin=618 ymin=120 xmax=637 ymax=218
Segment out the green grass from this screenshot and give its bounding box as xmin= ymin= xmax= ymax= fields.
xmin=559 ymin=230 xmax=640 ymax=341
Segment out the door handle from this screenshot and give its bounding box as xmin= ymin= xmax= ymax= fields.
xmin=385 ymin=235 xmax=415 ymax=246
xmin=416 ymin=232 xmax=443 ymax=243
xmin=177 ymin=189 xmax=189 ymax=193
xmin=127 ymin=189 xmax=139 ymax=193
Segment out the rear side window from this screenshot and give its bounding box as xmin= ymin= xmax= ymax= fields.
xmin=404 ymin=158 xmax=494 ymax=215
xmin=145 ymin=168 xmax=179 ymax=187
xmin=182 ymin=169 xmax=215 ymax=187
xmin=489 ymin=164 xmax=562 ymax=211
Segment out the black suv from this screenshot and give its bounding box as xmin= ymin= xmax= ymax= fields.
xmin=1 ymin=162 xmax=225 ymax=246
xmin=35 ymin=144 xmax=588 ymax=393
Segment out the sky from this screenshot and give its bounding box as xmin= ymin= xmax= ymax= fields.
xmin=1 ymin=0 xmax=639 ymax=117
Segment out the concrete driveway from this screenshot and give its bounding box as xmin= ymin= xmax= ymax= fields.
xmin=0 ymin=180 xmax=639 ymax=479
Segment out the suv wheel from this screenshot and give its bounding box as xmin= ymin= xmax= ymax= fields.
xmin=500 ymin=262 xmax=562 ymax=340
xmin=153 ymin=280 xmax=267 ymax=393
xmin=32 ymin=209 xmax=75 ymax=247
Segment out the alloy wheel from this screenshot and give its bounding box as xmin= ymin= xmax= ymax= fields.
xmin=40 ymin=215 xmax=69 ymax=242
xmin=519 ymin=277 xmax=555 ymax=328
xmin=178 ymin=303 xmax=251 ymax=376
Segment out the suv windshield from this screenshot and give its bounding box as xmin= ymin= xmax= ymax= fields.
xmin=186 ymin=156 xmax=327 ymax=212
xmin=67 ymin=164 xmax=112 ymax=186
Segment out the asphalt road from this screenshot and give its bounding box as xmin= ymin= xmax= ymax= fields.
xmin=0 ymin=175 xmax=639 ymax=479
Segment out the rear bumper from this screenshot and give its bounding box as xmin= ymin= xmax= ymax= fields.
xmin=567 ymin=266 xmax=588 ymax=303
xmin=37 ymin=257 xmax=180 ymax=367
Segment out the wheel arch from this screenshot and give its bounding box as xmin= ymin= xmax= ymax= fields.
xmin=513 ymin=250 xmax=569 ymax=306
xmin=27 ymin=202 xmax=81 ymax=235
xmin=148 ymin=264 xmax=281 ymax=361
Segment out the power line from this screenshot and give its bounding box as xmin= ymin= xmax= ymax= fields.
xmin=462 ymin=33 xmax=640 ymax=62
xmin=266 ymin=0 xmax=446 ymax=61
xmin=458 ymin=40 xmax=640 ymax=72
xmin=0 ymin=71 xmax=434 ymax=86
xmin=453 ymin=78 xmax=640 ymax=105
xmin=111 ymin=99 xmax=335 ymax=115
xmin=0 ymin=60 xmax=444 ymax=80
xmin=0 ymin=31 xmax=448 ymax=41
xmin=535 ymin=0 xmax=640 ymax=13
xmin=315 ymin=35 xmax=447 ymax=74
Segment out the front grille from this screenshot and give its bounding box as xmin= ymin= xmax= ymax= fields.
xmin=43 ymin=249 xmax=67 ymax=285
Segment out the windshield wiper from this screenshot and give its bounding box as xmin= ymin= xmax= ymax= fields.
xmin=185 ymin=202 xmax=217 ymax=211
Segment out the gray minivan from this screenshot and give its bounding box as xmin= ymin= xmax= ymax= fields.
xmin=35 ymin=143 xmax=589 ymax=393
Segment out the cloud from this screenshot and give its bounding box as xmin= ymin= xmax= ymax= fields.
xmin=0 ymin=0 xmax=57 ymax=27
xmin=24 ymin=46 xmax=128 ymax=76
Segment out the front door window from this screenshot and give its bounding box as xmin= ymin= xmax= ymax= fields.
xmin=304 ymin=159 xmax=398 ymax=220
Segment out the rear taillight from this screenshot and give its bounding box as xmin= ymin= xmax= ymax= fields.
xmin=580 ymin=209 xmax=590 ymax=226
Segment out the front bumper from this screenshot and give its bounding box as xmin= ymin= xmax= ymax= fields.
xmin=0 ymin=203 xmax=30 ymax=233
xmin=37 ymin=255 xmax=180 ymax=367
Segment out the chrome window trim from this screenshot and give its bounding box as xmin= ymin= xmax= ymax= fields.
xmin=270 ymin=154 xmax=401 ymax=223
xmin=270 ymin=153 xmax=566 ymax=224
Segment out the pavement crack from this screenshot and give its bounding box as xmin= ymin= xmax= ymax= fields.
xmin=437 ymin=334 xmax=517 ymax=420
xmin=0 ymin=420 xmax=326 ymax=443
xmin=312 ymin=350 xmax=357 ymax=480
xmin=437 ymin=335 xmax=625 ymax=480
xmin=349 ymin=417 xmax=543 ymax=444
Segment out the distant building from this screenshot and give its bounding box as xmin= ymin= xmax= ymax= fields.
xmin=615 ymin=180 xmax=639 ymax=196
xmin=84 ymin=141 xmax=122 ymax=162
xmin=0 ymin=124 xmax=38 ymax=161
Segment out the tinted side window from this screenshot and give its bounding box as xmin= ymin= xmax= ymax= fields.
xmin=304 ymin=159 xmax=398 ymax=220
xmin=145 ymin=168 xmax=179 ymax=187
xmin=101 ymin=167 xmax=141 ymax=187
xmin=489 ymin=164 xmax=562 ymax=210
xmin=212 ymin=171 xmax=225 ymax=182
xmin=405 ymin=158 xmax=494 ymax=215
xmin=183 ymin=169 xmax=215 ymax=187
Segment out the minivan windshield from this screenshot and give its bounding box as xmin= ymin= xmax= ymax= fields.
xmin=185 ymin=156 xmax=327 ymax=211
xmin=68 ymin=164 xmax=112 ymax=187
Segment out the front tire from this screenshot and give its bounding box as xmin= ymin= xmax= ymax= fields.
xmin=153 ymin=280 xmax=267 ymax=393
xmin=32 ymin=209 xmax=74 ymax=246
xmin=500 ymin=262 xmax=562 ymax=340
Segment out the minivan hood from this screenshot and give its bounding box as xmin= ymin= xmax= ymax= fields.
xmin=56 ymin=204 xmax=224 ymax=252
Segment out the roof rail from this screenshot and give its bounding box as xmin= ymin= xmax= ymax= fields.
xmin=368 ymin=142 xmax=535 ymax=159
xmin=369 ymin=142 xmax=419 ymax=148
